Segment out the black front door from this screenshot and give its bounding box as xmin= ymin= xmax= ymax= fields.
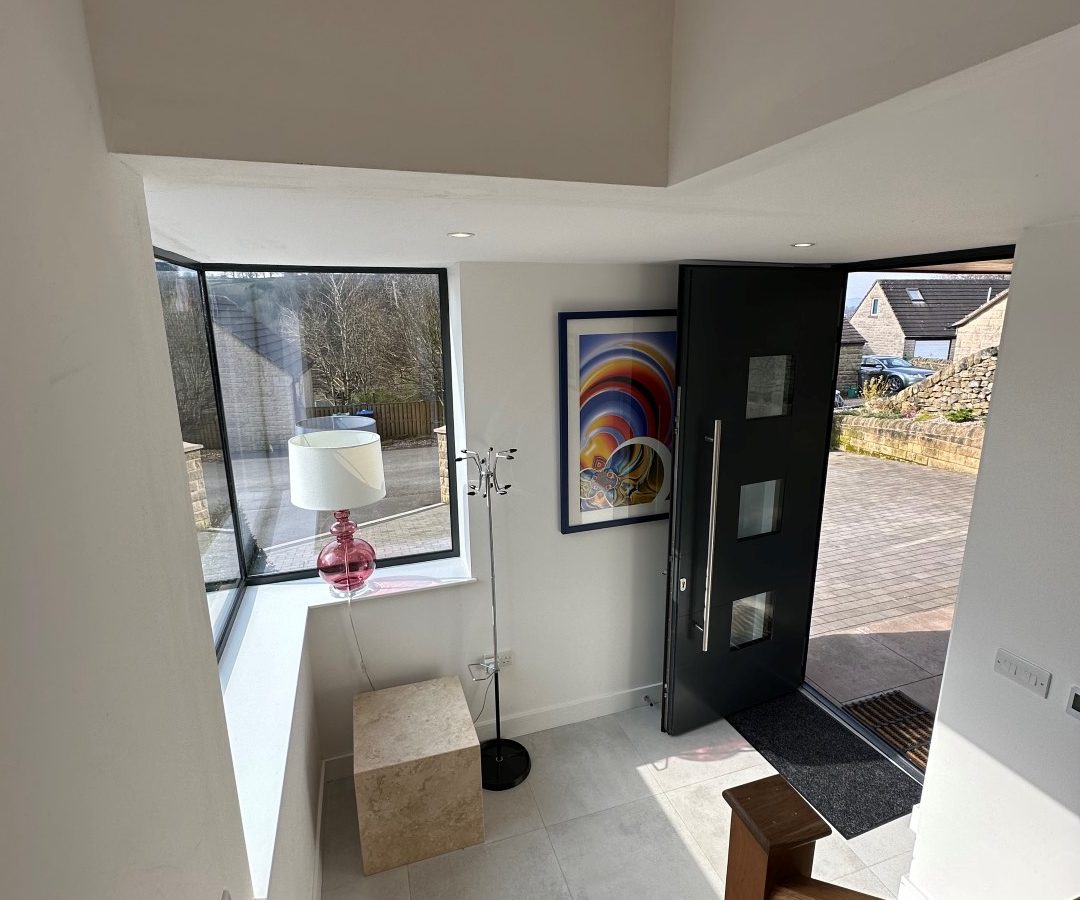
xmin=662 ymin=265 xmax=846 ymax=735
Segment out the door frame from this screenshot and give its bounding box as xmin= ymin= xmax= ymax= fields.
xmin=661 ymin=244 xmax=1015 ymax=736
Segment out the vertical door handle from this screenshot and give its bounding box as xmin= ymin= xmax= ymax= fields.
xmin=702 ymin=419 xmax=722 ymax=652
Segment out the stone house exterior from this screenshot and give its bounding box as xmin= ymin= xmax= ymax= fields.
xmin=835 ymin=320 xmax=867 ymax=394
xmin=849 ymin=278 xmax=1009 ymax=360
xmin=209 ymin=285 xmax=311 ymax=454
xmin=952 ymin=288 xmax=1008 ymax=359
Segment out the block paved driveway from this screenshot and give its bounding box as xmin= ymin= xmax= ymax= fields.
xmin=806 ymin=451 xmax=977 ymax=713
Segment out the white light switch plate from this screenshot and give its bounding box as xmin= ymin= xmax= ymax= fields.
xmin=994 ymin=648 xmax=1051 ymax=698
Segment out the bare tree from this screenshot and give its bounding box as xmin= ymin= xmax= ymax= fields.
xmin=281 ymin=273 xmax=381 ymax=405
xmin=283 ymin=272 xmax=444 ymax=407
xmin=159 ymin=269 xmax=215 ymax=429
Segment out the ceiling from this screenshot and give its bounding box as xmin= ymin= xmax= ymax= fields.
xmin=129 ymin=26 xmax=1080 ymax=269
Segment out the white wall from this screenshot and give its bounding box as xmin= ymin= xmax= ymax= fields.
xmin=905 ymin=221 xmax=1080 ymax=900
xmin=83 ymin=0 xmax=673 ymax=187
xmin=669 ymin=0 xmax=1080 ymax=183
xmin=0 ymin=2 xmax=251 ymax=898
xmin=268 ymin=645 xmax=321 ymax=900
xmin=309 ymin=262 xmax=677 ymax=758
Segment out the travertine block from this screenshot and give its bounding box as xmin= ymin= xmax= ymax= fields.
xmin=353 ymin=676 xmax=483 ymax=874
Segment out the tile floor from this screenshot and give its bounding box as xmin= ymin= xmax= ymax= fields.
xmin=808 ymin=452 xmax=976 ymax=712
xmin=321 ymin=706 xmax=915 ymax=899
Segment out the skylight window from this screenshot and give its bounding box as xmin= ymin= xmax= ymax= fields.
xmin=907 ymin=288 xmax=927 ymax=305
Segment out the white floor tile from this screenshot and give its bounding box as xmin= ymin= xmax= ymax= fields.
xmin=322 ymin=872 xmax=411 ymax=900
xmin=321 ymin=707 xmax=920 ymax=900
xmin=834 ymin=867 xmax=896 ymax=899
xmin=614 ymin=705 xmax=769 ymax=791
xmin=664 ymin=762 xmax=776 ymax=876
xmin=871 ymin=851 xmax=914 ymax=898
xmin=847 ymin=814 xmax=916 ymax=867
xmin=481 ymin=782 xmax=543 ymax=844
xmin=516 ymin=715 xmax=660 ymax=825
xmin=320 ymin=779 xmax=411 ymax=899
xmin=407 ymin=829 xmax=570 ymax=900
xmin=547 ymin=795 xmax=724 ymax=900
xmin=810 ymin=830 xmax=866 ymax=882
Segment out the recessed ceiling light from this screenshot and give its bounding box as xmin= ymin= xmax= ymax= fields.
xmin=791 ymin=241 xmax=816 ymax=248
xmin=447 ymin=231 xmax=475 ymax=238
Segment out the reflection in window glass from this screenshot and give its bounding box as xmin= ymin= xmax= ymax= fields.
xmin=204 ymin=271 xmax=454 ymax=576
xmin=730 ymin=592 xmax=774 ymax=649
xmin=738 ymin=479 xmax=783 ymax=539
xmin=746 ymin=355 xmax=794 ymax=419
xmin=156 ymin=261 xmax=241 ymax=642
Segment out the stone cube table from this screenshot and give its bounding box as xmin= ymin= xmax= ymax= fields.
xmin=352 ymin=676 xmax=484 ymax=874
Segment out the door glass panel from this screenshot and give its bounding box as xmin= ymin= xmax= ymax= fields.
xmin=738 ymin=479 xmax=783 ymax=539
xmin=730 ymin=592 xmax=774 ymax=649
xmin=746 ymin=355 xmax=793 ymax=418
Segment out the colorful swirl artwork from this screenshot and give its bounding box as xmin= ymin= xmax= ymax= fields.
xmin=578 ymin=331 xmax=677 ymax=512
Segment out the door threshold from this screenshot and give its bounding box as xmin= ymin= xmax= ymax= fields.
xmin=799 ymin=683 xmax=925 ymax=787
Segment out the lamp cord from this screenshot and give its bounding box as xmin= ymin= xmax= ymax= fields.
xmin=472 ymin=674 xmax=494 ymax=724
xmin=346 ymin=594 xmax=377 ymax=693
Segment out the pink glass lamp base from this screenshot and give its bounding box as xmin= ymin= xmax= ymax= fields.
xmin=317 ymin=509 xmax=376 ymax=598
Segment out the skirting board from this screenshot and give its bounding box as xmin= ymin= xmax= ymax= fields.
xmin=322 ymin=681 xmax=662 ymax=782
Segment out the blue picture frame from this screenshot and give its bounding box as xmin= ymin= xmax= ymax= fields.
xmin=558 ymin=309 xmax=677 ymax=534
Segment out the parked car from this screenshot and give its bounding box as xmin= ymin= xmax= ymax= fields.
xmin=858 ymin=355 xmax=935 ymax=394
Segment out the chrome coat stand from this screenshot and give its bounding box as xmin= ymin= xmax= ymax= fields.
xmin=458 ymin=446 xmax=531 ymax=790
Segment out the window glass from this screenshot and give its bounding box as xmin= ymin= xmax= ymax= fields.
xmin=156 ymin=260 xmax=241 ymax=642
xmin=746 ymin=355 xmax=794 ymax=419
xmin=731 ymin=592 xmax=774 ymax=649
xmin=870 ymin=298 xmax=880 ymax=315
xmin=738 ymin=479 xmax=783 ymax=539
xmin=204 ymin=270 xmax=454 ymax=576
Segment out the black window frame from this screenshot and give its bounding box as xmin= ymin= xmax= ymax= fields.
xmin=154 ymin=249 xmax=461 ymax=658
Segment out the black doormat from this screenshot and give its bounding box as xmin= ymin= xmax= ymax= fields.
xmin=727 ymin=691 xmax=922 ymax=839
xmin=845 ymin=691 xmax=934 ymax=772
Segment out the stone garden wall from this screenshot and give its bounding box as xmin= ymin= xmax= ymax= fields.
xmin=836 ymin=342 xmax=864 ymax=394
xmin=833 ymin=414 xmax=983 ymax=475
xmin=184 ymin=441 xmax=211 ymax=529
xmin=435 ymin=426 xmax=450 ymax=503
xmin=897 ymin=347 xmax=997 ymax=416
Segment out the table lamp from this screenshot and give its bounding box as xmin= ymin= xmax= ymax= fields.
xmin=288 ymin=430 xmax=386 ymax=597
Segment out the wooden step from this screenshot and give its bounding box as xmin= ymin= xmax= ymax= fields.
xmin=770 ymin=876 xmax=877 ymax=900
xmin=721 ymin=774 xmax=877 ymax=900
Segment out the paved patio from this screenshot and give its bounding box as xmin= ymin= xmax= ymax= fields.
xmin=806 ymin=452 xmax=977 ymax=713
xmin=196 ymin=444 xmax=450 ymax=578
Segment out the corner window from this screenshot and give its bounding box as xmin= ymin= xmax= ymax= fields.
xmin=156 ymin=259 xmax=242 ymax=647
xmin=870 ymin=298 xmax=880 ymax=316
xmin=155 ymin=258 xmax=459 ymax=650
xmin=205 ymin=269 xmax=457 ymax=577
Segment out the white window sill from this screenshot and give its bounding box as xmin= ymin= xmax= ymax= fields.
xmin=218 ymin=557 xmax=474 ymax=898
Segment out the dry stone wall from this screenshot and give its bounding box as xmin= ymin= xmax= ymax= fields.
xmin=435 ymin=426 xmax=450 ymax=504
xmin=184 ymin=442 xmax=211 ymax=530
xmin=833 ymin=415 xmax=983 ymax=475
xmin=836 ymin=342 xmax=864 ymax=394
xmin=897 ymin=347 xmax=997 ymax=416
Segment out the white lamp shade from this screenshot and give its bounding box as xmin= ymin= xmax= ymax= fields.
xmin=288 ymin=431 xmax=386 ymax=511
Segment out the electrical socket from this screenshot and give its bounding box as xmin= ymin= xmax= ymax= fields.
xmin=994 ymin=647 xmax=1051 ymax=698
xmin=482 ymin=650 xmax=513 ymax=671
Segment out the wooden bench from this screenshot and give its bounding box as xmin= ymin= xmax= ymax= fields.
xmin=722 ymin=774 xmax=876 ymax=900
xmin=352 ymin=676 xmax=484 ymax=874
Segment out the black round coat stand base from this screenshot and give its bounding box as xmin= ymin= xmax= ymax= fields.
xmin=480 ymin=738 xmax=531 ymax=791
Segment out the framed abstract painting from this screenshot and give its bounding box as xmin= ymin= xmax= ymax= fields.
xmin=558 ymin=310 xmax=677 ymax=534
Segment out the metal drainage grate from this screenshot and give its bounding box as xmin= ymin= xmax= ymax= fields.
xmin=845 ymin=690 xmax=934 ymax=771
